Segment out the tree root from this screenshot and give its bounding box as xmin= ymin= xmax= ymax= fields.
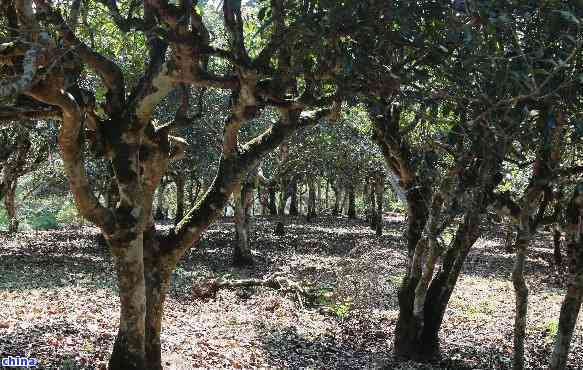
xmin=192 ymin=272 xmax=316 ymax=303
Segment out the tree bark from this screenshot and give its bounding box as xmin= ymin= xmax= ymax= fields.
xmin=4 ymin=180 xmax=18 ymax=233
xmin=512 ymin=233 xmax=529 ymax=370
xmin=307 ymin=176 xmax=316 ymax=221
xmin=289 ymin=180 xmax=298 ymax=216
xmin=233 ymin=181 xmax=254 ymax=267
xmin=108 ymin=236 xmax=147 ymax=370
xmin=268 ymin=186 xmax=277 ymax=215
xmin=347 ymin=184 xmax=356 ymax=218
xmin=375 ymin=175 xmax=384 ymax=236
xmin=550 ymin=184 xmax=583 ymax=370
xmin=332 ymin=184 xmax=342 ymax=216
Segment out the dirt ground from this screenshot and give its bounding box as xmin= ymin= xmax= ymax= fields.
xmin=0 ymin=215 xmax=582 ymax=369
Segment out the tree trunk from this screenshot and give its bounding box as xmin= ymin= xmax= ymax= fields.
xmin=550 ymin=184 xmax=583 ymax=370
xmin=316 ymin=178 xmax=321 ymax=213
xmin=289 ymin=181 xmax=299 ymax=216
xmin=174 ymin=176 xmax=185 ymax=224
xmin=394 ymin=196 xmax=481 ymax=361
xmin=154 ymin=182 xmax=167 ymax=221
xmin=375 ymin=177 xmax=384 ymax=236
xmin=325 ymin=180 xmax=329 ymax=211
xmin=550 ymin=281 xmax=583 ymax=370
xmin=108 ymin=235 xmax=147 ymax=370
xmin=512 ymin=235 xmax=529 ymax=370
xmin=142 ymin=226 xmax=172 ymax=370
xmin=553 ymin=227 xmax=563 ymax=271
xmin=4 ymin=180 xmax=18 ymax=233
xmin=307 ymin=176 xmax=316 ymax=222
xmin=268 ymin=186 xmax=277 ymax=215
xmin=233 ymin=182 xmax=254 ymax=267
xmin=332 ymin=185 xmax=342 ymax=216
xmin=505 ymin=226 xmax=515 ymax=253
xmin=365 ymin=181 xmax=375 ymax=226
xmin=347 ymin=184 xmax=356 ymax=218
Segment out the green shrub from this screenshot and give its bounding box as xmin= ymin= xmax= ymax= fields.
xmin=56 ymin=201 xmax=81 ymax=225
xmin=28 ymin=210 xmax=59 ymax=230
xmin=545 ymin=320 xmax=559 ymax=344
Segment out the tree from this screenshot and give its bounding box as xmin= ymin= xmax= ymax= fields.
xmin=0 ymin=0 xmax=341 ymax=368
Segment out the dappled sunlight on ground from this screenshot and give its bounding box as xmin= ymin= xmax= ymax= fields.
xmin=0 ymin=216 xmax=581 ymax=368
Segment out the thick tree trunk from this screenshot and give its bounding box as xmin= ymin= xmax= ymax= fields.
xmin=4 ymin=180 xmax=18 ymax=233
xmin=142 ymin=227 xmax=171 ymax=370
xmin=108 ymin=235 xmax=147 ymax=370
xmin=395 ymin=200 xmax=481 ymax=361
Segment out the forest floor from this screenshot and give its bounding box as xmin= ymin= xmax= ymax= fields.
xmin=0 ymin=215 xmax=582 ymax=369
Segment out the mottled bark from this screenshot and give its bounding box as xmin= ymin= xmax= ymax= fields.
xmin=143 ymin=227 xmax=172 ymax=370
xmin=550 ymin=184 xmax=583 ymax=370
xmin=233 ymin=180 xmax=254 ymax=267
xmin=108 ymin=236 xmax=147 ymax=370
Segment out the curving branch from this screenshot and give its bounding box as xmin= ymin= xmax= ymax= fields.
xmin=162 ymin=102 xmax=339 ymax=260
xmin=34 ymin=0 xmax=125 ymax=114
xmin=26 ymin=81 xmax=114 ymax=232
xmin=95 ymin=0 xmax=146 ymax=32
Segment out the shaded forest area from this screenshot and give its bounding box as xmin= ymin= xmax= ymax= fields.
xmin=2 ymin=216 xmax=582 ymax=369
